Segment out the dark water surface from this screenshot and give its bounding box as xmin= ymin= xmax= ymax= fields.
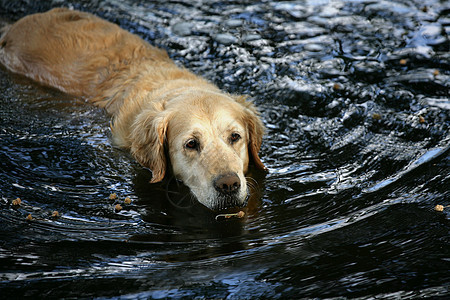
xmin=1 ymin=0 xmax=449 ymax=298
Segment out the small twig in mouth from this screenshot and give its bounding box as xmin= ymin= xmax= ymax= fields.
xmin=215 ymin=210 xmax=245 ymax=221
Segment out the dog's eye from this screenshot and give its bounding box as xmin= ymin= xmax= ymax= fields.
xmin=230 ymin=132 xmax=241 ymax=143
xmin=185 ymin=139 xmax=199 ymax=150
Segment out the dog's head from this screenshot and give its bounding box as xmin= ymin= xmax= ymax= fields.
xmin=128 ymin=89 xmax=265 ymax=211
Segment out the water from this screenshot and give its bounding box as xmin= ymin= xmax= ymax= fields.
xmin=1 ymin=0 xmax=449 ymax=298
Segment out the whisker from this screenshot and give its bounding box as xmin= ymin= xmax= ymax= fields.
xmin=245 ymin=176 xmax=260 ymax=193
xmin=245 ymin=176 xmax=258 ymax=186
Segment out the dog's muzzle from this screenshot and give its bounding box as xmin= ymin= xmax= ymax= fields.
xmin=213 ymin=172 xmax=247 ymax=210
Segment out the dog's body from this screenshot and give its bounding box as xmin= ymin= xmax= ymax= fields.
xmin=0 ymin=8 xmax=265 ymax=211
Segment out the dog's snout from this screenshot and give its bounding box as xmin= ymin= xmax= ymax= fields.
xmin=214 ymin=173 xmax=241 ymax=195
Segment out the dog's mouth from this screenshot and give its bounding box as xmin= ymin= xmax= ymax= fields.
xmin=164 ymin=176 xmax=248 ymax=212
xmin=211 ymin=192 xmax=249 ymax=212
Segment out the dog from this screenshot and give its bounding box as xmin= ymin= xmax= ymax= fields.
xmin=0 ymin=8 xmax=266 ymax=211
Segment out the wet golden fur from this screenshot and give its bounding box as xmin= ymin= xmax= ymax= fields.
xmin=0 ymin=8 xmax=265 ymax=210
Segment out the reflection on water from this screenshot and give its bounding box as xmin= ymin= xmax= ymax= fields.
xmin=1 ymin=0 xmax=449 ymax=298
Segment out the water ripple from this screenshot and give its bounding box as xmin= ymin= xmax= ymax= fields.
xmin=0 ymin=0 xmax=449 ymax=298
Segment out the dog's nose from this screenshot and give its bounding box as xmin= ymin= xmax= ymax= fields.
xmin=214 ymin=173 xmax=241 ymax=195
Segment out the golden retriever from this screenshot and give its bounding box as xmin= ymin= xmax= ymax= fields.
xmin=0 ymin=8 xmax=265 ymax=211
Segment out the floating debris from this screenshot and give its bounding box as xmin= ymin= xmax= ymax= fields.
xmin=333 ymin=83 xmax=342 ymax=90
xmin=372 ymin=113 xmax=382 ymax=120
xmin=434 ymin=204 xmax=449 ymax=212
xmin=12 ymin=198 xmax=21 ymax=206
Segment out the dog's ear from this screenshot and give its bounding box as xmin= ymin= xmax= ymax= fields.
xmin=128 ymin=102 xmax=170 ymax=183
xmin=233 ymin=95 xmax=267 ymax=171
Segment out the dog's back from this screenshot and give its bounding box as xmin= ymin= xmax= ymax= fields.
xmin=0 ymin=8 xmax=172 ymax=111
